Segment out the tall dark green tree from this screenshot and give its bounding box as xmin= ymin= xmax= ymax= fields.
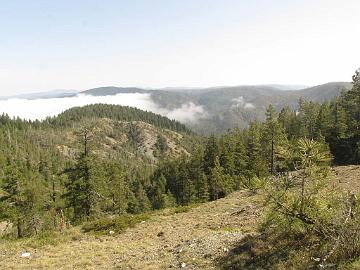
xmin=63 ymin=129 xmax=98 ymax=222
xmin=262 ymin=105 xmax=288 ymax=174
xmin=203 ymin=135 xmax=219 ymax=175
xmin=246 ymin=122 xmax=268 ymax=178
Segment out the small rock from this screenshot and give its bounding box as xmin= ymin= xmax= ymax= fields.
xmin=109 ymin=230 xmax=115 ymax=235
xmin=181 ymin=262 xmax=186 ymax=268
xmin=21 ymin=252 xmax=31 ymax=258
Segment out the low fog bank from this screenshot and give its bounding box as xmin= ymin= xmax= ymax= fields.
xmin=0 ymin=93 xmax=206 ymax=124
xmin=231 ymin=96 xmax=255 ymax=109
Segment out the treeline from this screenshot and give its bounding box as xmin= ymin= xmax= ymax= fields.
xmin=278 ymin=70 xmax=360 ymax=164
xmin=0 ymin=127 xmax=155 ymax=237
xmin=150 ymin=71 xmax=360 ymax=207
xmin=1 ymin=70 xmax=360 ymax=240
xmin=44 ymin=104 xmax=192 ymax=134
xmin=0 ymin=105 xmax=193 ymax=237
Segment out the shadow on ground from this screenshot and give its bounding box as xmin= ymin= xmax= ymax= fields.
xmin=216 ymin=233 xmax=317 ymax=270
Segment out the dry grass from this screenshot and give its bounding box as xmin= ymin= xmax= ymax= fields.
xmin=0 ymin=190 xmax=262 ymax=270
xmin=1 ymin=165 xmax=358 ymax=269
xmin=332 ymin=165 xmax=360 ymax=193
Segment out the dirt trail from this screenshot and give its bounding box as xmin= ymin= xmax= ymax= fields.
xmin=0 ymin=190 xmax=262 ymax=270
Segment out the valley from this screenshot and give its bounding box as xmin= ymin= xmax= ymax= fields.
xmin=0 ymin=82 xmax=351 ymax=134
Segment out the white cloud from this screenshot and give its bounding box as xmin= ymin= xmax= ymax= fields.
xmin=0 ymin=93 xmax=206 ymax=124
xmin=165 ymin=102 xmax=207 ymax=123
xmin=244 ymin=103 xmax=255 ymax=109
xmin=231 ymin=96 xmax=255 ymax=109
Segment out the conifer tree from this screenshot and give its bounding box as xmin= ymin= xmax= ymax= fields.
xmin=331 ymin=99 xmax=348 ymax=139
xmin=63 ymin=129 xmax=98 ymax=222
xmin=246 ymin=122 xmax=268 ymax=178
xmin=208 ymin=157 xmax=234 ymax=200
xmin=195 ymin=172 xmax=209 ymax=202
xmin=203 ymin=135 xmax=219 ymax=175
xmin=0 ymin=163 xmax=47 ymax=237
xmin=151 ymin=174 xmax=167 ymax=209
xmin=232 ymin=135 xmax=248 ymax=177
xmin=262 ymin=105 xmax=288 ymax=174
xmin=219 ymin=136 xmax=235 ymax=176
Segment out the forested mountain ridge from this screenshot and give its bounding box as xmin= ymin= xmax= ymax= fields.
xmin=0 ymin=103 xmax=195 ymax=166
xmin=0 ymin=82 xmax=351 ymax=135
xmin=79 ymin=82 xmax=351 ymax=134
xmin=0 ymin=105 xmax=199 ymax=238
xmin=45 ymin=104 xmax=192 ymax=134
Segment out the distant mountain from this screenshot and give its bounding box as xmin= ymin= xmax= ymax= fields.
xmin=79 ymin=82 xmax=351 ymax=134
xmin=264 ymin=84 xmax=309 ymax=90
xmin=294 ymin=82 xmax=352 ymax=102
xmin=2 ymin=82 xmax=351 ymax=134
xmin=0 ymin=89 xmax=78 ymax=100
xmin=81 ymin=87 xmax=149 ymax=96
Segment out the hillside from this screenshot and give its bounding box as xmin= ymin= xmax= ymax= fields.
xmin=0 ymin=105 xmax=196 ymax=171
xmin=1 ymin=165 xmax=359 ymax=270
xmin=80 ymin=82 xmax=352 ymax=134
xmin=0 ymin=83 xmax=351 ymax=135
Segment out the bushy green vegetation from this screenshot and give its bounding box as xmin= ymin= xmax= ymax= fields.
xmin=0 ymin=70 xmax=359 ymax=268
xmin=0 ymin=106 xmax=195 ymax=238
xmin=46 ymin=104 xmax=192 ymax=134
xmin=221 ymin=138 xmax=360 ymax=269
xmin=82 ymin=214 xmax=150 ymax=235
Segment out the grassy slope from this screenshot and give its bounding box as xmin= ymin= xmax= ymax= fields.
xmin=0 ymin=190 xmax=262 ymax=269
xmin=0 ymin=165 xmax=359 ymax=270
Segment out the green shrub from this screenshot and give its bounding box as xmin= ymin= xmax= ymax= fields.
xmin=82 ymin=214 xmax=150 ymax=235
xmin=173 ymin=205 xmax=193 ymax=214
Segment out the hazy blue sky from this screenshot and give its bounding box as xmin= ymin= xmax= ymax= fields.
xmin=0 ymin=0 xmax=359 ymax=95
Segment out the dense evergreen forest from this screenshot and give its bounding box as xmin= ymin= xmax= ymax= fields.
xmin=1 ymin=70 xmax=360 ymax=267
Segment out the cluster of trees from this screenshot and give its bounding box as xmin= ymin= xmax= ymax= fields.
xmin=150 ymin=70 xmax=360 ymax=210
xmin=0 ymin=106 xmax=186 ymax=237
xmin=1 ymin=70 xmax=360 ymax=244
xmin=277 ymin=70 xmax=360 ymax=164
xmin=148 ymin=104 xmax=290 ymax=207
xmin=45 ymin=104 xmax=192 ymax=134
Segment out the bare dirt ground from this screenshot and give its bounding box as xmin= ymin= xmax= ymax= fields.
xmin=0 ymin=190 xmax=262 ymax=270
xmin=332 ymin=165 xmax=360 ymax=193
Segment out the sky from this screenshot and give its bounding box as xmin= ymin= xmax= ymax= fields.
xmin=0 ymin=0 xmax=359 ymax=95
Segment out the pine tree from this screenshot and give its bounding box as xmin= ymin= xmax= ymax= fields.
xmin=208 ymin=157 xmax=234 ymax=200
xmin=232 ymin=136 xmax=248 ymax=176
xmin=219 ymin=136 xmax=235 ymax=176
xmin=314 ymin=103 xmax=331 ymax=140
xmin=195 ymin=172 xmax=209 ymax=202
xmin=176 ymin=160 xmax=195 ymax=204
xmin=135 ymin=183 xmax=151 ymax=212
xmin=154 ymin=134 xmax=168 ymax=156
xmin=63 ymin=129 xmax=98 ymax=222
xmin=151 ymin=174 xmax=167 ymax=209
xmin=203 ymin=135 xmax=219 ymax=175
xmin=331 ymin=98 xmax=348 ymax=139
xmin=278 ymin=106 xmax=298 ymax=139
xmin=0 ymin=163 xmax=27 ymax=237
xmin=246 ymin=122 xmax=268 ymax=178
xmin=344 ymin=69 xmax=360 ymax=137
xmin=262 ymin=105 xmax=288 ymax=174
xmin=0 ymin=163 xmax=47 ymax=237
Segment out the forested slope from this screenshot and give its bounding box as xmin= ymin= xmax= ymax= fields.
xmin=1 ymin=71 xmax=360 ymax=269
